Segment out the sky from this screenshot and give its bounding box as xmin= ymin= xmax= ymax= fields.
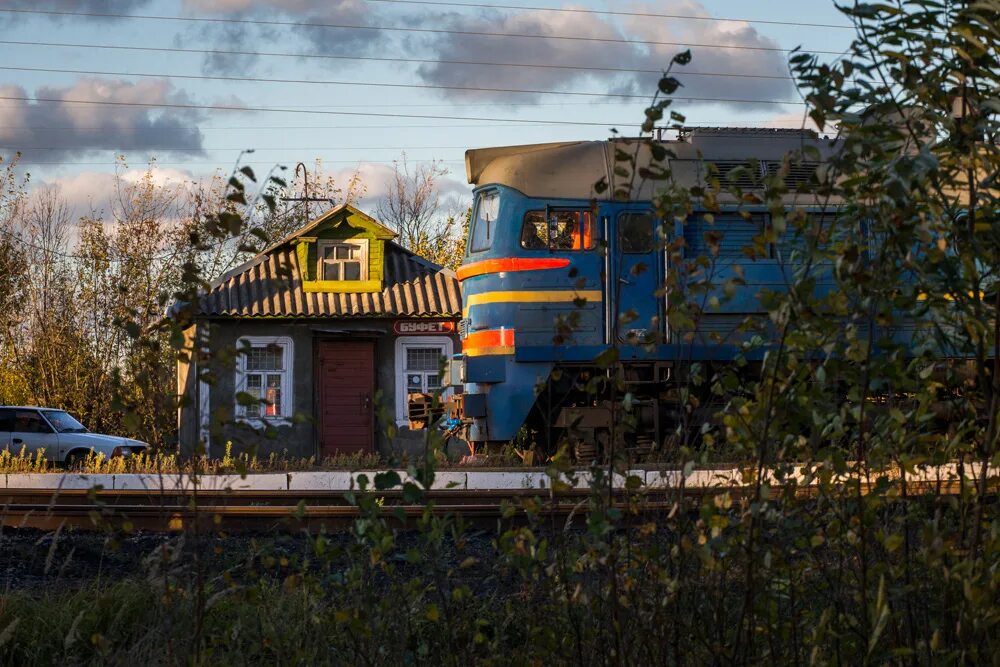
xmin=0 ymin=0 xmax=856 ymax=219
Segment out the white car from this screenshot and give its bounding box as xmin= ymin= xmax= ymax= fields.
xmin=0 ymin=406 xmax=149 ymax=466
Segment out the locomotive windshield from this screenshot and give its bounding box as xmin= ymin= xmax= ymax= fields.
xmin=469 ymin=190 xmax=500 ymax=253
xmin=520 ymin=210 xmax=594 ymax=250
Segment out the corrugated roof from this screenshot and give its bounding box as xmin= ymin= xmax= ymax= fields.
xmin=197 ymin=242 xmax=461 ymax=318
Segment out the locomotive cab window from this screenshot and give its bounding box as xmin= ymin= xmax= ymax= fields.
xmin=618 ymin=212 xmax=655 ymax=253
xmin=470 ymin=190 xmax=500 ymax=253
xmin=521 ymin=210 xmax=594 ymax=250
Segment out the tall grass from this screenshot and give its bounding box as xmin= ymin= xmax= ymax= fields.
xmin=0 ymin=442 xmax=384 ymax=475
xmin=1 ymin=478 xmax=998 ymax=666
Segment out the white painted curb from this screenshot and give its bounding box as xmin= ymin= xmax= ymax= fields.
xmin=1 ymin=464 xmax=996 ymax=492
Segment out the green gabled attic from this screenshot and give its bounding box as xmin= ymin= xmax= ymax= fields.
xmin=290 ymin=203 xmax=398 ymax=293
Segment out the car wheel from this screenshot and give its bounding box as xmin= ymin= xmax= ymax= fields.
xmin=64 ymin=451 xmax=85 ymax=470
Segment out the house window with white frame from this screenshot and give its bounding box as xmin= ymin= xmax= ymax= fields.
xmin=318 ymin=239 xmax=368 ymax=281
xmin=236 ymin=337 xmax=293 ymax=420
xmin=405 ymin=347 xmax=443 ymax=395
xmin=394 ymin=336 xmax=453 ymax=426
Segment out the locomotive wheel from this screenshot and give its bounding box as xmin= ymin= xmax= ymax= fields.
xmin=577 ymin=428 xmax=610 ymax=465
xmin=632 ymin=434 xmax=654 ymax=461
xmin=573 ymin=438 xmax=598 ymax=464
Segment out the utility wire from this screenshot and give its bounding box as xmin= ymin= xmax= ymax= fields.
xmin=0 ymin=65 xmax=803 ymax=104
xmin=0 ymin=39 xmax=800 ymax=80
xmin=0 ymin=94 xmax=806 ymax=122
xmin=0 ymin=95 xmax=667 ymax=125
xmin=0 ymin=119 xmax=820 ymax=132
xmin=3 ymin=146 xmax=469 ymax=151
xmin=361 ymin=0 xmax=855 ymax=29
xmin=0 ymin=103 xmax=672 ymax=111
xmin=9 ymin=160 xmax=467 ymax=166
xmin=2 ymin=123 xmax=827 ymax=154
xmin=0 ymin=123 xmax=613 ymax=131
xmin=0 ymin=8 xmax=845 ymax=55
xmin=0 ymin=99 xmax=745 ymax=110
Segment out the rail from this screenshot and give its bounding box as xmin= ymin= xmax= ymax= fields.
xmin=1 ymin=462 xmax=996 ymax=531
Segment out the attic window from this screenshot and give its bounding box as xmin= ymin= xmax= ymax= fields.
xmin=318 ymin=239 xmax=368 ymax=281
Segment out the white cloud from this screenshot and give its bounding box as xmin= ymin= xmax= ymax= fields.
xmin=621 ymin=2 xmax=795 ymax=108
xmin=182 ymin=0 xmax=365 ymax=14
xmin=29 ymin=166 xmax=199 ymax=223
xmin=30 ymin=160 xmax=467 ymax=225
xmin=417 ymin=1 xmax=796 ymax=109
xmin=0 ymin=0 xmax=154 ymax=18
xmin=0 ymin=78 xmax=206 ymax=163
xmin=417 ymin=6 xmax=635 ymax=103
xmin=178 ymin=0 xmax=382 ymax=70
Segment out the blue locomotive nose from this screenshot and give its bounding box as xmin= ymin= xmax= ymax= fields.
xmin=457 ymin=184 xmax=615 ymax=444
xmin=457 ymin=134 xmax=856 ymax=457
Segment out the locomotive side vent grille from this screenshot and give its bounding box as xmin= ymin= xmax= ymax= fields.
xmin=764 ymin=161 xmax=822 ymax=190
xmin=684 ymin=213 xmax=769 ymax=259
xmin=705 ymin=160 xmax=765 ymax=189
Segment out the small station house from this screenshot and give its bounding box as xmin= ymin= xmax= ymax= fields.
xmin=175 ymin=204 xmax=461 ymax=459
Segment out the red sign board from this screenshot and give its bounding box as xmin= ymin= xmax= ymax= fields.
xmin=393 ymin=320 xmax=456 ymax=335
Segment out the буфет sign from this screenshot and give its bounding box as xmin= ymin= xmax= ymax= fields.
xmin=393 ymin=320 xmax=455 ymax=335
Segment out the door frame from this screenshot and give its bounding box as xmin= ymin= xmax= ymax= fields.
xmin=609 ymin=208 xmax=665 ymax=343
xmin=313 ymin=335 xmax=378 ymax=458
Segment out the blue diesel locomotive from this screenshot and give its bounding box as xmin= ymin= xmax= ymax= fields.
xmin=455 ymin=128 xmax=848 ymax=457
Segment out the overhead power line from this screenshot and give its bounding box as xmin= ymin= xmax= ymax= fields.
xmin=3 ymin=145 xmax=470 ymax=151
xmin=0 ymin=121 xmax=829 ymax=154
xmin=9 ymin=159 xmax=466 ymax=166
xmin=0 ymin=123 xmax=611 ymax=131
xmin=0 ymin=8 xmax=844 ymax=55
xmin=0 ymin=95 xmax=806 ymax=126
xmin=0 ymin=39 xmax=799 ymax=80
xmin=0 ymin=95 xmax=682 ymax=126
xmin=0 ymin=96 xmax=775 ymax=110
xmin=361 ymin=0 xmax=855 ymax=29
xmin=0 ymin=65 xmax=803 ymax=104
xmin=0 ymin=119 xmax=823 ymax=132
xmin=0 ymin=100 xmax=658 ymax=110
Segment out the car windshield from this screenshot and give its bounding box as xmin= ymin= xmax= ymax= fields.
xmin=41 ymin=410 xmax=88 ymax=433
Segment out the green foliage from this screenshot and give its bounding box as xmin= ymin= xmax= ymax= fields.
xmin=410 ymin=206 xmax=470 ymax=271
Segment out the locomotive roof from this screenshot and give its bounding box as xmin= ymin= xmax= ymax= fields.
xmin=465 ymin=129 xmax=844 ymax=202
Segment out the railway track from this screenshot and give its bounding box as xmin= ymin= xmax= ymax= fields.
xmin=0 ymin=475 xmax=992 ymax=532
xmin=0 ymin=488 xmax=660 ymax=531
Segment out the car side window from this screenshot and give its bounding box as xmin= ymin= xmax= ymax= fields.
xmin=14 ymin=410 xmax=52 ymax=434
xmin=0 ymin=409 xmax=13 ymax=431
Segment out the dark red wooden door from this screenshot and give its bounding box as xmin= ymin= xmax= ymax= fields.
xmin=316 ymin=340 xmax=375 ymax=456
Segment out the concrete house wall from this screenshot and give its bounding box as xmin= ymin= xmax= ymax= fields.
xmin=177 ymin=319 xmax=453 ymax=459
